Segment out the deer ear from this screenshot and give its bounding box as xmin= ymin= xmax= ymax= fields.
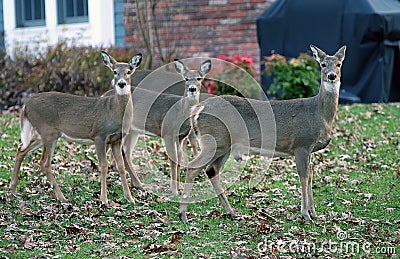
xmin=199 ymin=60 xmax=212 ymax=77
xmin=101 ymin=51 xmax=116 ymax=70
xmin=335 ymin=45 xmax=346 ymax=62
xmin=174 ymin=60 xmax=186 ymax=75
xmin=130 ymin=53 xmax=142 ymax=70
xmin=310 ymin=44 xmax=326 ymax=63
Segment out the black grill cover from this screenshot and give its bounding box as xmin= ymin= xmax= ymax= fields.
xmin=257 ymin=0 xmax=400 ymax=103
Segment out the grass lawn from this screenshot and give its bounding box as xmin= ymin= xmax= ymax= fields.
xmin=0 ymin=103 xmax=399 ymax=258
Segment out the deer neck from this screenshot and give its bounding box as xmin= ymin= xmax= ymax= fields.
xmin=317 ymin=80 xmax=340 ymax=125
xmin=113 ymin=91 xmax=133 ymax=136
xmin=181 ymin=93 xmax=199 ymax=115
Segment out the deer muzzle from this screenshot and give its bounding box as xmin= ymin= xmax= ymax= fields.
xmin=188 ymin=85 xmax=197 ymax=93
xmin=117 ymin=80 xmax=127 ymax=88
xmin=327 ymin=73 xmax=337 ymax=81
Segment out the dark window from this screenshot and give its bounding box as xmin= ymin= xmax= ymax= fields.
xmin=57 ymin=0 xmax=88 ymax=24
xmin=15 ymin=0 xmax=46 ymax=27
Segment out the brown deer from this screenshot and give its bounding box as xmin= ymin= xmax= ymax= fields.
xmin=10 ymin=51 xmax=143 ymax=204
xmin=122 ymin=59 xmax=211 ymax=195
xmin=178 ymin=45 xmax=346 ymax=222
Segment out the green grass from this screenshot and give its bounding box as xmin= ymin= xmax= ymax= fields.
xmin=0 ymin=103 xmax=399 ymax=258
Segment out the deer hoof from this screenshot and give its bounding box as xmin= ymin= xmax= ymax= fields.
xmin=55 ymin=193 xmax=67 ymax=202
xmin=100 ymin=198 xmax=109 ymax=206
xmin=228 ymin=212 xmax=238 ymax=220
xmin=301 ymin=214 xmax=313 ymax=222
xmin=178 ymin=212 xmax=188 ymax=223
xmin=309 ymin=211 xmax=318 ymax=220
xmin=126 ymin=195 xmax=135 ymax=203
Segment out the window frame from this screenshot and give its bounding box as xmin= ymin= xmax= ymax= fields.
xmin=15 ymin=0 xmax=46 ymax=28
xmin=57 ymin=0 xmax=89 ymax=24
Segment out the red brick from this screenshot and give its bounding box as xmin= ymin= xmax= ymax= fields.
xmin=230 ymin=0 xmax=245 ymax=4
xmin=222 ymin=45 xmax=239 ymax=51
xmin=231 ymin=25 xmax=247 ymax=31
xmin=221 ymin=31 xmax=237 ymax=38
xmin=186 ymin=20 xmax=200 ymax=27
xmin=201 ymin=6 xmax=218 ymax=12
xmin=203 ymin=20 xmax=219 ymax=26
xmin=220 ymin=5 xmax=237 ymax=12
xmin=230 ymin=11 xmax=247 ymax=18
xmin=173 ymin=14 xmax=189 ymax=21
xmin=156 ymin=2 xmax=168 ymax=8
xmin=124 ymin=0 xmax=263 ymax=70
xmin=211 ymin=12 xmax=228 ymax=19
xmin=240 ymin=43 xmax=258 ymax=50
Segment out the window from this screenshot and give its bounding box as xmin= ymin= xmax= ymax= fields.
xmin=57 ymin=0 xmax=88 ymax=24
xmin=15 ymin=0 xmax=46 ymax=27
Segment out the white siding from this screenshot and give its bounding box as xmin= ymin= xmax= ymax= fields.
xmin=3 ymin=0 xmax=115 ymax=54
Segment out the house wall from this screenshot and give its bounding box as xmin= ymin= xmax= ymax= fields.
xmin=124 ymin=0 xmax=275 ymax=70
xmin=2 ymin=0 xmax=116 ymax=54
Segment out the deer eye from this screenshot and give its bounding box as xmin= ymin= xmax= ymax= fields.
xmin=196 ymin=77 xmax=202 ymax=81
xmin=321 ymin=63 xmax=327 ymax=68
xmin=113 ymin=70 xmax=117 ymax=75
xmin=336 ymin=63 xmax=341 ymax=67
xmin=185 ymin=78 xmax=189 ymax=82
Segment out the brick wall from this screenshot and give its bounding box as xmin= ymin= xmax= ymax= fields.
xmin=124 ymin=0 xmax=275 ymax=73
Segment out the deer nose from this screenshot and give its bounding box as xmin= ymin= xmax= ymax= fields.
xmin=188 ymin=85 xmax=197 ymax=93
xmin=328 ymin=73 xmax=336 ymax=81
xmin=118 ymin=80 xmax=126 ymax=88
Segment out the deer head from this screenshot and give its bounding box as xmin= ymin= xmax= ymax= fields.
xmin=174 ymin=59 xmax=212 ymax=97
xmin=101 ymin=51 xmax=142 ymax=95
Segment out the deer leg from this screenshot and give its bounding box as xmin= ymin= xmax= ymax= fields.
xmin=307 ymin=161 xmax=317 ymax=219
xmin=111 ymin=140 xmax=135 ymax=203
xmin=294 ymin=148 xmax=312 ymax=221
xmin=165 ymin=137 xmax=180 ymax=196
xmin=122 ymin=150 xmax=143 ymax=190
xmin=188 ymin=130 xmax=199 ymax=157
xmin=123 ymin=131 xmax=140 ymax=187
xmin=178 ymin=166 xmax=202 ymax=223
xmin=205 ymin=153 xmax=236 ymax=219
xmin=41 ymin=139 xmax=66 ymax=202
xmin=180 ymin=131 xmax=200 ymax=171
xmin=10 ymin=139 xmax=42 ymax=195
xmin=176 ymin=139 xmax=185 ymax=192
xmin=94 ymin=140 xmax=109 ymax=205
xmin=180 ymin=137 xmax=189 ymax=172
xmin=179 ymin=134 xmax=220 ymax=222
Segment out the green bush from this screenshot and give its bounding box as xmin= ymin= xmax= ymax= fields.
xmin=263 ymin=52 xmax=320 ymax=100
xmin=0 ymin=41 xmax=136 ymax=110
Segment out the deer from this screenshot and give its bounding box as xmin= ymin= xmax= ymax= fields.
xmin=117 ymin=59 xmax=211 ymax=196
xmin=178 ymin=45 xmax=346 ymax=223
xmin=10 ymin=51 xmax=144 ymax=205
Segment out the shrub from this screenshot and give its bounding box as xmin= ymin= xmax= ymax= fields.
xmin=0 ymin=41 xmax=136 ymax=110
xmin=263 ymin=52 xmax=320 ymax=100
xmin=204 ymin=54 xmax=258 ymax=97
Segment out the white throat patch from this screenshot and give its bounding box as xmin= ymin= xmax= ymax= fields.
xmin=323 ymin=81 xmax=340 ymax=93
xmin=115 ymin=85 xmax=131 ymax=95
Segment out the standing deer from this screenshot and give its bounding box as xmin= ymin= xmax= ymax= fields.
xmin=124 ymin=59 xmax=211 ymax=195
xmin=10 ymin=51 xmax=143 ymax=204
xmin=178 ymin=45 xmax=346 ymax=222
